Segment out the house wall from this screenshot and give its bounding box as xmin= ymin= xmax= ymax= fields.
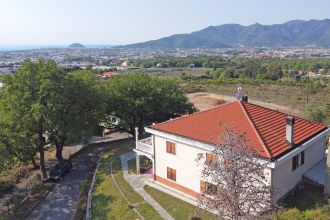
xmin=153 ymin=135 xmax=272 ymax=197
xmin=154 ymin=135 xmax=206 ymax=197
xmin=272 ymin=136 xmax=326 ymax=200
xmin=153 ymin=132 xmax=327 ymax=201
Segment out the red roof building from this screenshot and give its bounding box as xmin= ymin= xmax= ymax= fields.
xmin=151 ymin=101 xmax=328 ymax=159
xmin=135 ymin=99 xmax=330 ymax=201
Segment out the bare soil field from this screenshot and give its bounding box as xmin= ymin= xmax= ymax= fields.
xmin=187 ymin=92 xmax=302 ymax=116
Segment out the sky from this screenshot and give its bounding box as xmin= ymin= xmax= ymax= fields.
xmin=0 ymin=0 xmax=329 ymax=46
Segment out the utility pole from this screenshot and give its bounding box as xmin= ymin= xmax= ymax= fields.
xmin=306 ymin=76 xmax=309 ymax=104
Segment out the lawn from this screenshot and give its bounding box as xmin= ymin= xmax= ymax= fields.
xmin=127 ymin=158 xmax=152 ymax=175
xmin=127 ymin=159 xmax=136 ymax=174
xmin=272 ymin=185 xmax=330 ymax=220
xmin=144 ymin=185 xmax=217 ymax=220
xmin=145 ymin=183 xmax=330 ymax=220
xmin=91 ymin=142 xmax=162 ymax=220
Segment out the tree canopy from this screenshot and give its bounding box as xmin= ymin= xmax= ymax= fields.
xmin=105 ymin=72 xmax=196 ymax=135
xmin=197 ymin=126 xmax=275 ymax=219
xmin=0 ymin=60 xmax=106 ymax=178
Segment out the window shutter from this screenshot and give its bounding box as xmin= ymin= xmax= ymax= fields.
xmin=200 ymin=181 xmax=206 ymax=193
xmin=206 ymin=153 xmax=213 ymax=163
xmin=167 ymin=167 xmax=176 ymax=181
xmin=217 ymin=186 xmax=223 ymax=196
xmin=167 ymin=167 xmax=170 ymax=179
xmin=301 ymin=151 xmax=305 ymax=165
xmin=166 ymin=141 xmax=176 ymax=154
xmin=170 ymin=142 xmax=175 ymax=154
xmin=292 ymin=156 xmax=297 ymax=171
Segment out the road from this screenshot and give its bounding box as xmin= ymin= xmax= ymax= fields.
xmin=25 ymin=132 xmax=132 ymax=220
xmin=26 ymin=145 xmax=104 ymax=220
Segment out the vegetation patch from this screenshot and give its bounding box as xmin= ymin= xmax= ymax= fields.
xmin=0 ymin=164 xmax=30 ymax=197
xmin=144 ymin=185 xmax=217 ymax=220
xmin=272 ymin=185 xmax=330 ymax=220
xmin=73 ymin=164 xmax=96 ymax=220
xmin=91 ymin=142 xmax=161 ymax=220
xmin=0 ymin=177 xmax=55 ymax=220
xmin=127 ymin=158 xmax=151 ymax=175
xmin=127 ymin=159 xmax=136 ymax=174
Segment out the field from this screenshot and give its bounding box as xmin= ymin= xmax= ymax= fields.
xmin=140 ymin=68 xmax=329 ymax=118
xmin=91 ymin=142 xmax=162 ymax=220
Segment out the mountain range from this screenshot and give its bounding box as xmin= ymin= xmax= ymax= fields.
xmin=125 ymin=19 xmax=330 ymax=49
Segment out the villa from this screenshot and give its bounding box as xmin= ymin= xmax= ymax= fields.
xmin=134 ymin=97 xmax=329 ymax=201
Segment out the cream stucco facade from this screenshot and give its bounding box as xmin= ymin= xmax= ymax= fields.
xmin=134 ymin=127 xmax=330 ymax=201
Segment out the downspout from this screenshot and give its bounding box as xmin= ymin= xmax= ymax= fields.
xmin=135 ymin=127 xmax=140 ymax=175
xmin=153 ymin=134 xmax=156 ymax=181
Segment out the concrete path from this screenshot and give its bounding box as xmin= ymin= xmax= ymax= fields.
xmin=25 ymin=134 xmax=133 ymax=220
xmin=145 ymin=179 xmax=198 ymax=207
xmin=26 ymin=146 xmax=105 ymax=220
xmin=119 ymin=152 xmax=175 ymax=220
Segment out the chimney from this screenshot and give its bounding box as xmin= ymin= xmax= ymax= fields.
xmin=242 ymin=96 xmax=248 ymax=102
xmin=286 ymin=116 xmax=295 ymax=145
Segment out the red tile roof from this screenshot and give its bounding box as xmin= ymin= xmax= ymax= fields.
xmin=151 ymin=101 xmax=328 ymax=159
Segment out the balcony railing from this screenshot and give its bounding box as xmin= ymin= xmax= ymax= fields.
xmin=136 ymin=137 xmax=153 ymax=156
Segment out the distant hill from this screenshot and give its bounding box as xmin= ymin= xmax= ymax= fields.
xmin=125 ymin=19 xmax=330 ymax=49
xmin=69 ymin=43 xmax=85 ymax=48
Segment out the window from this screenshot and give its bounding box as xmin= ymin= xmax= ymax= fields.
xmin=206 ymin=153 xmax=216 ymax=164
xmin=224 ymin=159 xmax=235 ymax=169
xmin=166 ymin=141 xmax=176 ymax=155
xmin=200 ymin=181 xmax=217 ymax=196
xmin=167 ymin=167 xmax=176 ymax=181
xmin=292 ymin=151 xmax=305 ymax=171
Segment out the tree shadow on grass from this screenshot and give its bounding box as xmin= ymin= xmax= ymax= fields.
xmin=283 ymin=185 xmax=329 ymax=211
xmin=110 ymin=158 xmax=122 ymax=175
xmin=92 ymin=194 xmax=114 ymax=219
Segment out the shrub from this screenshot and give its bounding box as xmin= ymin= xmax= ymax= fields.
xmin=27 ymin=174 xmax=43 ymax=197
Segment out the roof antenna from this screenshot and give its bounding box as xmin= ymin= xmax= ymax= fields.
xmin=235 ymin=83 xmax=242 ymax=100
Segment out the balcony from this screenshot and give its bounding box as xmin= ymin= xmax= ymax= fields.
xmin=135 ymin=137 xmax=154 ymax=158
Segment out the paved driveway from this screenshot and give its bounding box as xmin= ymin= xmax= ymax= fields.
xmin=26 ymin=145 xmax=105 ymax=220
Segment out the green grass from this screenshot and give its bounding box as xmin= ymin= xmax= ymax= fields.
xmin=127 ymin=159 xmax=136 ymax=174
xmin=272 ymin=186 xmax=330 ymax=220
xmin=144 ymin=185 xmax=217 ymax=220
xmin=127 ymin=158 xmax=151 ymax=175
xmin=91 ymin=142 xmax=162 ymax=220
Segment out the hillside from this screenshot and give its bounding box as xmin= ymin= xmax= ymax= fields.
xmin=126 ymin=19 xmax=330 ymax=48
xmin=68 ymin=43 xmax=85 ymax=48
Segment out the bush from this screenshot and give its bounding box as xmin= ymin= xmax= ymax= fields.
xmin=27 ymin=174 xmax=43 ymax=197
xmin=304 ymin=105 xmax=326 ymax=123
xmin=181 ymin=84 xmax=206 ymax=93
xmin=276 ymin=208 xmax=302 ymax=219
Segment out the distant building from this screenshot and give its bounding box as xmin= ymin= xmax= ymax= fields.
xmin=121 ymin=61 xmax=129 ymax=67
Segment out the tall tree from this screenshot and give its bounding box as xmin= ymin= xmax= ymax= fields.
xmin=266 ymin=63 xmax=283 ymax=80
xmin=0 ymin=60 xmax=68 ymax=179
xmin=105 ymin=72 xmax=195 ymax=135
xmin=197 ymin=126 xmax=275 ymax=219
xmin=48 ymin=71 xmax=106 ymax=161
